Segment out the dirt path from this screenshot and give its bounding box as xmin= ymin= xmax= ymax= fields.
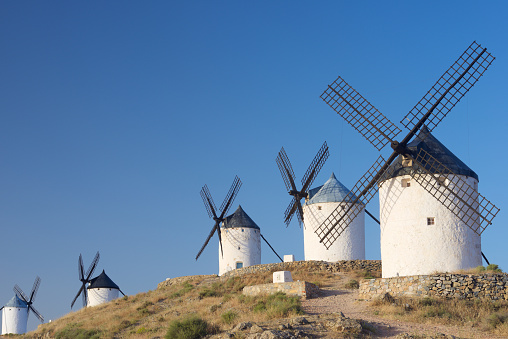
xmin=302 ymin=278 xmax=502 ymax=338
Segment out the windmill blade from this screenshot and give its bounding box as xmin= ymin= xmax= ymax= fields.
xmin=13 ymin=285 xmax=28 ymax=303
xmin=217 ymin=221 xmax=224 ymax=258
xmin=29 ymin=276 xmax=41 ymax=303
xmin=284 ymin=197 xmax=299 ymax=226
xmin=401 ymin=41 xmax=494 ymax=135
xmin=301 ymin=141 xmax=330 ymax=192
xmin=316 ymin=155 xmax=388 ymax=249
xmin=78 ymin=254 xmax=84 ymax=282
xmin=321 ymin=76 xmax=401 ymax=151
xmin=195 ymin=222 xmax=219 ymax=260
xmin=71 ymin=284 xmax=84 ymax=308
xmin=85 ymin=251 xmax=100 ymax=280
xmin=119 ymin=289 xmax=126 ymax=296
xmin=82 ymin=285 xmax=88 ymax=308
xmin=409 ymin=149 xmax=499 ymax=235
xmin=218 ymin=176 xmax=242 ymax=218
xmin=200 ymin=185 xmax=218 ymax=219
xmin=260 ymin=233 xmax=283 ymax=262
xmin=276 ymin=147 xmax=297 ymax=192
xmin=28 ymin=305 xmax=44 ymax=323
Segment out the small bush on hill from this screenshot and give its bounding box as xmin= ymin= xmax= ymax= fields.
xmin=55 ymin=323 xmax=102 ymax=339
xmin=487 ymin=264 xmax=502 ymax=272
xmin=221 ymin=310 xmax=238 ymax=324
xmin=165 ymin=316 xmax=214 ymax=339
xmin=345 ymin=279 xmax=359 ymax=289
xmin=253 ymin=292 xmax=303 ymax=318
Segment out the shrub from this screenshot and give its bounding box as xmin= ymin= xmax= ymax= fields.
xmin=486 ymin=312 xmax=508 ymax=329
xmin=55 ymin=324 xmax=102 ymax=339
xmin=165 ymin=316 xmax=211 ymax=339
xmin=221 ymin=310 xmax=238 ymax=324
xmin=171 ymin=281 xmax=195 ymax=298
xmin=252 ymin=292 xmax=303 ymax=318
xmin=136 ymin=327 xmax=149 ymax=334
xmin=345 ymin=279 xmax=359 ymax=289
xmin=209 ymin=304 xmax=222 ymax=313
xmin=487 ymin=264 xmax=502 ymax=272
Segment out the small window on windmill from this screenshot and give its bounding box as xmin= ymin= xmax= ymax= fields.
xmin=402 ymin=155 xmax=412 ymax=167
xmin=238 ymin=246 xmax=240 ymax=250
xmin=427 ymin=217 xmax=435 ymax=226
xmin=436 ymin=176 xmax=447 ymax=187
xmin=317 ymin=206 xmax=322 ymax=210
xmin=401 ymin=178 xmax=411 ymax=188
xmin=236 ymin=262 xmax=243 ymax=269
xmin=241 ymin=229 xmax=244 ymax=232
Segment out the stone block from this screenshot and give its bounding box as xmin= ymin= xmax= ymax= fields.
xmin=273 ymin=271 xmax=293 ymax=283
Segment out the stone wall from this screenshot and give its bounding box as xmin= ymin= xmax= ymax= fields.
xmin=220 ymin=260 xmax=381 ymax=280
xmin=243 ymin=281 xmax=320 ymax=300
xmin=359 ymin=273 xmax=508 ymax=301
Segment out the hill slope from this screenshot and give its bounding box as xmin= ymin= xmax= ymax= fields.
xmin=21 ymin=262 xmax=508 ymax=338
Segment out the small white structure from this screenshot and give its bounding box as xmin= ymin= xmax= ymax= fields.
xmin=1 ymin=295 xmax=28 ymax=335
xmin=283 ymin=255 xmax=295 ymax=262
xmin=219 ymin=205 xmax=261 ymax=276
xmin=87 ymin=270 xmax=124 ymax=307
xmin=273 ymin=271 xmax=293 ymax=283
xmin=379 ymin=127 xmax=482 ymax=278
xmin=303 ymin=173 xmax=365 ymax=261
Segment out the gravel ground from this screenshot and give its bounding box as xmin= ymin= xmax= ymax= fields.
xmin=301 ymin=274 xmax=504 ymax=338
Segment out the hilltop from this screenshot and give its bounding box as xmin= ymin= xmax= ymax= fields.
xmin=19 ymin=261 xmax=508 ymax=338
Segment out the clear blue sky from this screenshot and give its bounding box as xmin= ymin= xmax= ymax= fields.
xmin=1 ymin=1 xmax=507 ymax=331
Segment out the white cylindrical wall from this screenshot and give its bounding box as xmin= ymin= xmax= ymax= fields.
xmin=379 ymin=174 xmax=481 ymax=278
xmin=219 ymin=227 xmax=261 ymax=276
xmin=87 ymin=288 xmax=120 ymax=307
xmin=303 ymin=201 xmax=365 ymax=261
xmin=1 ymin=307 xmax=28 ymax=335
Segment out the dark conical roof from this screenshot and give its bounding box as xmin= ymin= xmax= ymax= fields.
xmin=88 ymin=270 xmax=120 ymax=290
xmin=222 ymin=205 xmax=260 ymax=230
xmin=381 ymin=126 xmax=478 ymax=182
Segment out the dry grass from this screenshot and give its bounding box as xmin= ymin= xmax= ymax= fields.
xmin=25 ymin=273 xmax=307 ymax=339
xmin=371 ymin=294 xmax=508 ymax=336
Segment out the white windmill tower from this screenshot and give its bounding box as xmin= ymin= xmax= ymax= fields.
xmin=378 ymin=126 xmax=482 ymax=277
xmin=71 ymin=251 xmax=125 ymax=308
xmin=87 ymin=270 xmax=125 ymax=307
xmin=219 ymin=205 xmax=261 ymax=275
xmin=196 ymin=176 xmax=283 ymax=275
xmin=1 ymin=276 xmax=44 ymax=335
xmin=316 ymin=41 xmax=500 ymax=278
xmin=303 ymin=172 xmax=365 ymax=261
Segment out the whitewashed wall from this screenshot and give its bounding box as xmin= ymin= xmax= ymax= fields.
xmin=1 ymin=307 xmax=28 ymax=335
xmin=219 ymin=227 xmax=261 ymax=276
xmin=379 ymin=174 xmax=481 ymax=278
xmin=87 ymin=288 xmax=120 ymax=307
xmin=303 ymin=201 xmax=365 ymax=261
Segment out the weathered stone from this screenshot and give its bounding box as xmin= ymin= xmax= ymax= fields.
xmin=233 ymin=322 xmax=253 ymax=331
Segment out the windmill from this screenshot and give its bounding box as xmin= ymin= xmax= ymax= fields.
xmin=196 ymin=176 xmax=242 ymax=260
xmin=1 ymin=276 xmax=44 ymax=335
xmin=13 ymin=276 xmax=44 ymax=322
xmin=276 ymin=141 xmax=329 ymax=226
xmin=317 ymin=41 xmax=500 ymax=276
xmin=71 ymin=251 xmax=100 ymax=309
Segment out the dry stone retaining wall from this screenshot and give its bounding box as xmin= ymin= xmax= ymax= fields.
xmin=243 ymin=281 xmax=320 ymax=300
xmin=359 ymin=273 xmax=508 ymax=301
xmin=220 ymin=260 xmax=381 ymax=279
